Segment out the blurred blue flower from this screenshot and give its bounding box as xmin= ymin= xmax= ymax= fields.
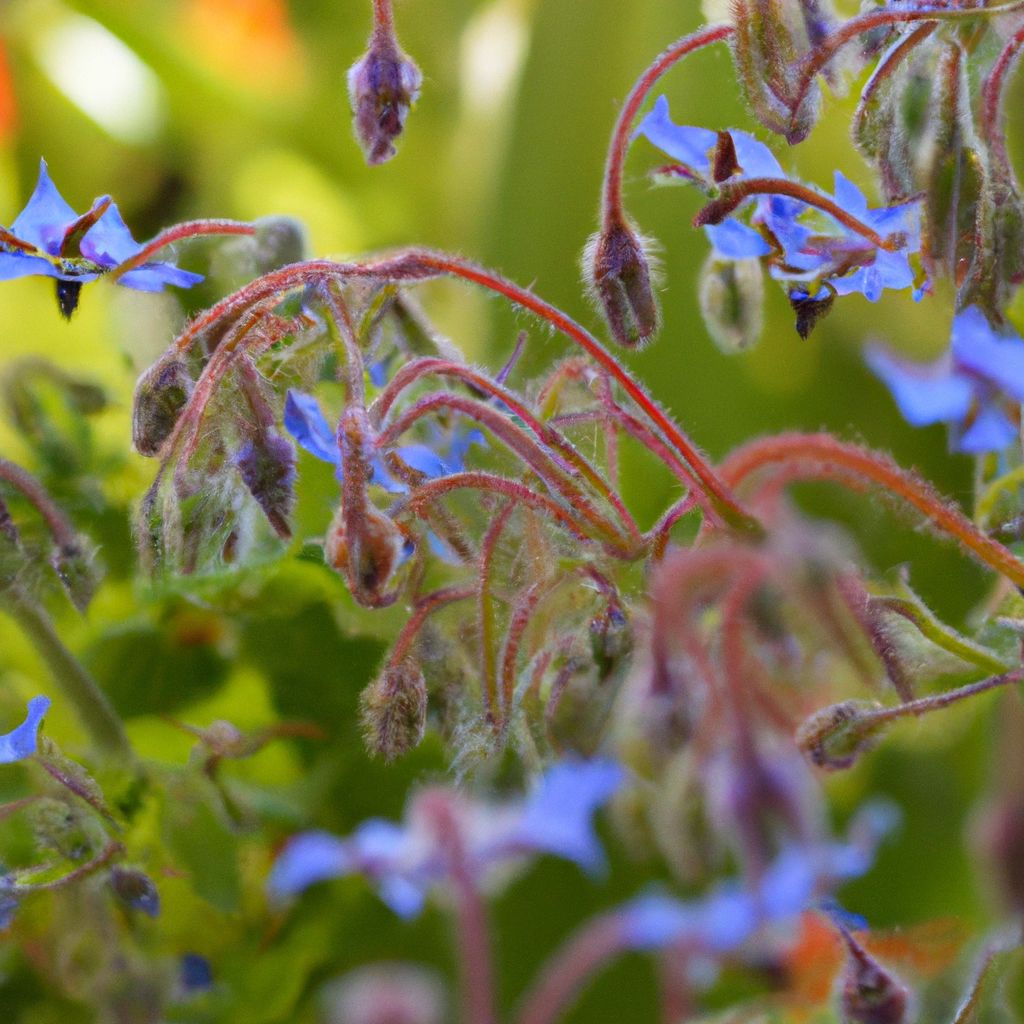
xmin=0 ymin=696 xmax=50 ymax=763
xmin=284 ymin=389 xmax=483 ymax=495
xmin=0 ymin=877 xmax=19 ymax=931
xmin=866 ymin=305 xmax=1024 ymax=452
xmin=0 ymin=161 xmax=202 ymax=315
xmin=269 ymin=758 xmax=623 ymax=918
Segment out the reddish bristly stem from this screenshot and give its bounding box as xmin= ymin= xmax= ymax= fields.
xmin=516 ymin=913 xmax=631 ymax=1024
xmin=695 ymin=178 xmax=896 ymax=251
xmin=648 ymin=494 xmax=700 ymax=560
xmin=498 ymin=580 xmax=550 ymax=725
xmin=107 ymin=220 xmax=255 ymax=282
xmin=981 ymin=21 xmax=1024 ymax=181
xmin=720 ymin=433 xmax=1024 ymax=588
xmin=388 ymin=584 xmax=476 ymax=665
xmin=601 ymin=24 xmax=734 ymax=232
xmin=787 ymin=1 xmax=1024 ymax=138
xmin=478 ymin=502 xmax=516 ymax=725
xmin=0 ymin=458 xmax=78 ymax=551
xmin=18 ymin=840 xmax=123 ymax=894
xmin=371 ymin=0 xmax=395 ymax=41
xmin=372 ymin=358 xmax=641 ymax=545
xmin=864 ymin=670 xmax=1023 ymax=729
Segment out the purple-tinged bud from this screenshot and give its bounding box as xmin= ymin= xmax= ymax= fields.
xmin=795 ymin=700 xmax=887 ymax=770
xmin=699 ymin=254 xmax=765 ymax=353
xmin=325 ymin=502 xmax=410 ymax=608
xmin=109 ymin=866 xmax=161 ymax=918
xmin=837 ymin=927 xmax=911 ymax=1024
xmin=347 ymin=36 xmax=422 ymax=166
xmin=322 ymin=964 xmax=445 ymax=1024
xmin=132 ymin=354 xmax=194 ymax=457
xmin=235 ymin=429 xmax=297 ymax=539
xmin=360 ymin=659 xmax=428 ymax=762
xmin=583 ymin=217 xmax=660 ymax=349
xmin=975 ymin=794 xmax=1024 ymax=917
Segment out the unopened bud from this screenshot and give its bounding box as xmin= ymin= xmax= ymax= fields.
xmin=796 ymin=700 xmax=887 ymax=770
xmin=51 ymin=538 xmax=99 ymax=613
xmin=132 ymin=354 xmax=194 ymax=457
xmin=699 ymin=254 xmax=765 ymax=353
xmin=347 ymin=37 xmax=422 ymax=166
xmin=838 ymin=927 xmax=910 ymax=1024
xmin=584 ymin=218 xmax=660 ymax=348
xmin=789 ymin=286 xmax=835 ymax=339
xmin=589 ymin=605 xmax=632 ymax=680
xmin=235 ymin=430 xmax=297 ymax=539
xmin=109 ymin=865 xmax=161 ymax=917
xmin=360 ymin=659 xmax=428 ymax=761
xmin=323 ymin=963 xmax=445 ymax=1024
xmin=325 ymin=502 xmax=411 ymax=607
xmin=253 ymin=215 xmax=309 ymax=273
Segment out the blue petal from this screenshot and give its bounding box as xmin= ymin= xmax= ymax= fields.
xmin=634 ymin=97 xmax=716 ymax=177
xmin=79 ymin=202 xmax=141 ymax=265
xmin=704 ymin=219 xmax=771 ymax=259
xmin=118 ymin=264 xmax=204 ymax=292
xmin=864 ymin=346 xmax=974 ymax=427
xmin=832 ymin=251 xmax=914 ymax=302
xmin=951 ymin=307 xmax=1024 ymax=403
xmin=0 ymin=886 xmax=19 ymax=931
xmin=0 ymin=696 xmax=51 ymax=763
xmin=730 ymin=130 xmax=784 ymax=180
xmin=0 ymin=251 xmax=60 ymax=281
xmin=446 ymin=427 xmax=487 ymax=471
xmin=283 ymin=390 xmax=341 ymax=467
xmin=10 ymin=160 xmax=77 ymax=254
xmin=832 ymin=171 xmax=868 ymax=222
xmin=758 ymin=847 xmax=817 ymax=919
xmin=351 ymin=818 xmax=409 ymax=864
xmin=620 ymin=894 xmax=696 ymax=951
xmin=697 ymin=886 xmax=758 ymax=952
xmin=956 ymin=405 xmax=1018 ymax=454
xmin=393 ymin=444 xmax=450 ymax=479
xmin=516 ymin=759 xmax=624 ymax=872
xmin=268 ymin=830 xmax=351 ymax=897
xmin=377 ymin=875 xmax=427 ymax=919
xmin=180 ymin=954 xmax=214 ymax=992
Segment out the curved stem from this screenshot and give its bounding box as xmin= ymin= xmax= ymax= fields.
xmin=601 ymin=24 xmax=734 ymax=231
xmin=388 ymin=585 xmax=476 ymax=665
xmin=2 ymin=585 xmax=132 ymax=762
xmin=695 ymin=178 xmax=896 ymax=251
xmin=721 ymin=433 xmax=1024 ymax=588
xmin=108 ymin=220 xmax=254 ymax=282
xmin=981 ymin=20 xmax=1024 ymax=182
xmin=478 ymin=502 xmax=516 ymax=725
xmin=0 ymin=458 xmax=78 ymax=550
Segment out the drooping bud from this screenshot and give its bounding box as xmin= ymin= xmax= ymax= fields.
xmin=235 ymin=429 xmax=297 ymax=539
xmin=589 ymin=604 xmax=632 ymax=680
xmin=796 ymin=700 xmax=888 ymax=770
xmin=837 ymin=927 xmax=911 ymax=1024
xmin=132 ymin=354 xmax=194 ymax=457
xmin=325 ymin=501 xmax=410 ymax=608
xmin=583 ymin=217 xmax=660 ymax=348
xmin=347 ymin=32 xmax=423 ymax=166
xmin=360 ymin=659 xmax=428 ymax=762
xmin=789 ymin=286 xmax=835 ymax=340
xmin=109 ymin=865 xmax=161 ymax=917
xmin=698 ymin=254 xmax=765 ymax=353
xmin=55 ymin=279 xmax=83 ymax=321
xmin=253 ymin=215 xmax=309 ymax=273
xmin=322 ymin=964 xmax=446 ymax=1024
xmin=51 ymin=538 xmax=99 ymax=613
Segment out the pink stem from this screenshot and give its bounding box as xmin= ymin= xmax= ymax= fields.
xmin=108 ymin=220 xmax=254 ymax=282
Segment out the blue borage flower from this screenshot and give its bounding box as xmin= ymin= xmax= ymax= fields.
xmin=0 ymin=160 xmax=202 ymax=317
xmin=866 ymin=305 xmax=1024 ymax=453
xmin=269 ymin=758 xmax=623 ymax=918
xmin=283 ymin=389 xmax=484 ymax=495
xmin=635 ymin=97 xmax=923 ymax=305
xmin=0 ymin=696 xmax=50 ymax=763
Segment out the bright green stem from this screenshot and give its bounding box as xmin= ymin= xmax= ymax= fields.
xmin=3 ymin=587 xmax=132 ymax=762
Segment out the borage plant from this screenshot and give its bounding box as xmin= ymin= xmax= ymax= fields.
xmin=2 ymin=1 xmax=1024 ymax=1021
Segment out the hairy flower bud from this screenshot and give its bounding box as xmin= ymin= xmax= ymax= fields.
xmin=698 ymin=254 xmax=765 ymax=353
xmin=132 ymin=354 xmax=194 ymax=457
xmin=584 ymin=217 xmax=660 ymax=348
xmin=796 ymin=700 xmax=887 ymax=770
xmin=109 ymin=865 xmax=161 ymax=918
xmin=253 ymin=215 xmax=309 ymax=273
xmin=235 ymin=430 xmax=297 ymax=539
xmin=325 ymin=502 xmax=410 ymax=608
xmin=360 ymin=659 xmax=428 ymax=762
xmin=348 ymin=37 xmax=422 ymax=166
xmin=51 ymin=538 xmax=99 ymax=613
xmin=838 ymin=927 xmax=910 ymax=1024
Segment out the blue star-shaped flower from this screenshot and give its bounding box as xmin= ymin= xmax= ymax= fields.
xmin=268 ymin=758 xmax=623 ymax=918
xmin=0 ymin=160 xmax=202 ymax=317
xmin=866 ymin=305 xmax=1024 ymax=453
xmin=0 ymin=696 xmax=50 ymax=763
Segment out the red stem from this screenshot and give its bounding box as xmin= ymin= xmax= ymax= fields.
xmin=478 ymin=502 xmax=516 ymax=724
xmin=108 ymin=220 xmax=254 ymax=282
xmin=982 ymin=21 xmax=1024 ymax=181
xmin=389 ymin=585 xmax=476 ymax=664
xmin=720 ymin=432 xmax=1024 ymax=588
xmin=0 ymin=457 xmax=78 ymax=550
xmin=602 ymin=24 xmax=734 ymax=231
xmin=372 ymin=0 xmax=395 ymax=42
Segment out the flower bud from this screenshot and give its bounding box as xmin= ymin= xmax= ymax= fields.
xmin=698 ymin=254 xmax=765 ymax=353
xmin=325 ymin=502 xmax=410 ymax=607
xmin=109 ymin=865 xmax=161 ymax=917
xmin=589 ymin=604 xmax=632 ymax=680
xmin=253 ymin=215 xmax=309 ymax=273
xmin=789 ymin=286 xmax=835 ymax=340
xmin=584 ymin=218 xmax=660 ymax=349
xmin=322 ymin=964 xmax=445 ymax=1024
xmin=795 ymin=700 xmax=887 ymax=771
xmin=360 ymin=659 xmax=428 ymax=762
xmin=132 ymin=354 xmax=194 ymax=457
xmin=837 ymin=927 xmax=911 ymax=1024
xmin=235 ymin=429 xmax=297 ymax=539
xmin=51 ymin=538 xmax=99 ymax=613
xmin=347 ymin=37 xmax=422 ymax=166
